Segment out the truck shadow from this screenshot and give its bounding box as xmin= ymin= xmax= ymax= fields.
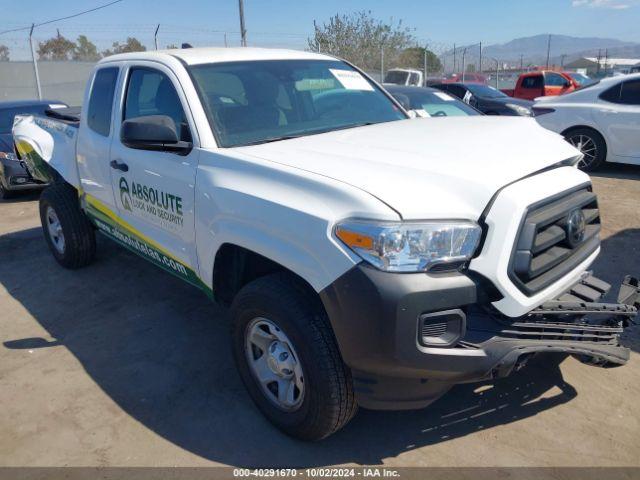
xmin=589 ymin=163 xmax=640 ymax=181
xmin=0 ymin=226 xmax=637 ymax=467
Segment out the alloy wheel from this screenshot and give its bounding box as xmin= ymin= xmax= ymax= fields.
xmin=568 ymin=134 xmax=598 ymax=169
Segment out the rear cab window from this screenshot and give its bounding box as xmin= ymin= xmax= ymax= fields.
xmin=87 ymin=67 xmax=119 ymax=136
xmin=521 ymin=75 xmax=543 ymax=89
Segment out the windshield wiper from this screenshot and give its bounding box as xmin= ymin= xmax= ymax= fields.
xmin=240 ymin=134 xmax=306 ymax=146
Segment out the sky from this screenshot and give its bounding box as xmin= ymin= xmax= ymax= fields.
xmin=1 ymin=0 xmax=639 ymax=59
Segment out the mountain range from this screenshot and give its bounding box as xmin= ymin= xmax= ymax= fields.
xmin=450 ymin=34 xmax=640 ymax=66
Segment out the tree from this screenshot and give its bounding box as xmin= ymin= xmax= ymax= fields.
xmin=0 ymin=45 xmax=9 ymax=61
xmin=102 ymin=37 xmax=147 ymax=57
xmin=38 ymin=31 xmax=76 ymax=60
xmin=165 ymin=44 xmax=178 ymax=49
xmin=73 ymin=35 xmax=100 ymax=62
xmin=307 ymin=11 xmax=415 ymax=72
xmin=397 ymin=47 xmax=443 ymax=73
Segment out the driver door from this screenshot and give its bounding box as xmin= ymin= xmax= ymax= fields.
xmin=108 ymin=62 xmax=201 ymax=285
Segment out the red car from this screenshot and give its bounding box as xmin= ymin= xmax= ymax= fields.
xmin=502 ymin=71 xmax=580 ymax=100
xmin=441 ymin=72 xmax=488 ymax=84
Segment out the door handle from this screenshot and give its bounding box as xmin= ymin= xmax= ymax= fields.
xmin=110 ymin=160 xmax=129 ymax=172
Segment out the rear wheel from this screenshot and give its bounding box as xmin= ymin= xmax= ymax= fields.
xmin=231 ymin=273 xmax=358 ymax=440
xmin=39 ymin=183 xmax=96 ymax=269
xmin=564 ymin=128 xmax=607 ymax=172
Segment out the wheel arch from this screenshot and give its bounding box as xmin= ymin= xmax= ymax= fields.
xmin=211 ymin=243 xmax=321 ymax=307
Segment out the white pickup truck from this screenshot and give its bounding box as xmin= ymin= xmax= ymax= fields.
xmin=13 ymin=47 xmax=639 ymax=440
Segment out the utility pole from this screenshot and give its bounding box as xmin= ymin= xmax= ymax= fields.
xmin=604 ymin=49 xmax=608 ymax=75
xmin=380 ymin=47 xmax=384 ymax=81
xmin=560 ymin=54 xmax=566 ymax=68
xmin=479 ymin=42 xmax=482 ymax=75
xmin=545 ymin=34 xmax=551 ymax=69
xmin=154 ymin=24 xmax=160 ymax=50
xmin=461 ymin=48 xmax=466 ymax=82
xmin=453 ymin=43 xmax=456 ymax=74
xmin=238 ymin=0 xmax=247 ymax=46
xmin=29 ymin=23 xmax=42 ymax=100
xmin=520 ymin=54 xmax=523 ymax=72
xmin=423 ymin=46 xmax=428 ymax=86
xmin=596 ymin=49 xmax=602 ymax=75
xmin=224 ymin=32 xmax=228 ymax=48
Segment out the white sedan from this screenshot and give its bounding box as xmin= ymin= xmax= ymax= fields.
xmin=533 ymin=73 xmax=640 ymax=171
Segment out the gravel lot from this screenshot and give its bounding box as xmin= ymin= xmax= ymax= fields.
xmin=0 ymin=164 xmax=639 ymax=468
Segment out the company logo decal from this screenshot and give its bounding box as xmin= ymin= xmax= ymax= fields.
xmin=566 ymin=208 xmax=586 ymax=247
xmin=119 ymin=177 xmax=133 ymax=212
xmin=118 ymin=176 xmax=184 ymax=229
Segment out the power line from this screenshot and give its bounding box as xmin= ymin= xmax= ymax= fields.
xmin=0 ymin=0 xmax=123 ymax=35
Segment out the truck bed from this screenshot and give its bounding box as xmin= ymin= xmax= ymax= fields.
xmin=12 ymin=113 xmax=80 ymax=187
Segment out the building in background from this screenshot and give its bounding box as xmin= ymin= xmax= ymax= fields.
xmin=564 ymin=57 xmax=640 ymax=76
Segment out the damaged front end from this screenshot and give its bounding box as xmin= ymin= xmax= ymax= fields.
xmin=464 ymin=273 xmax=639 ymax=378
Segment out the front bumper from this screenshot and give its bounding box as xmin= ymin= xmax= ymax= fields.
xmin=320 ymin=266 xmax=638 ymax=410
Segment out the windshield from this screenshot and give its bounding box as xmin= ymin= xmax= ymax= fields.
xmin=400 ymin=90 xmax=480 ymax=116
xmin=190 ymin=60 xmax=406 ymax=147
xmin=384 ymin=70 xmax=410 ymax=84
xmin=567 ymin=72 xmax=592 ymax=86
xmin=465 ymin=84 xmax=507 ymax=99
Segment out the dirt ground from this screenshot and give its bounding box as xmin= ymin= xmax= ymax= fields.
xmin=0 ymin=164 xmax=639 ymax=468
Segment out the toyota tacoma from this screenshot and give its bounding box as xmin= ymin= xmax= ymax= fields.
xmin=12 ymin=47 xmax=639 ymax=440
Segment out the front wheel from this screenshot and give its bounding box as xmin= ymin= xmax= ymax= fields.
xmin=564 ymin=128 xmax=607 ymax=172
xmin=231 ymin=273 xmax=358 ymax=440
xmin=39 ymin=183 xmax=96 ymax=269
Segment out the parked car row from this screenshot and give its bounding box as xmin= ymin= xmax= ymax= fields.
xmin=533 ymin=73 xmax=640 ymax=170
xmin=385 ymin=72 xmax=639 ymax=172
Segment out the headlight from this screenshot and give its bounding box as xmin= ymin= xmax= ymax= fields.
xmin=335 ymin=220 xmax=482 ymax=272
xmin=506 ymin=103 xmax=533 ymax=116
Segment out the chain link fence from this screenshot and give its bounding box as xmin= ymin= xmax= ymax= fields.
xmin=0 ymin=26 xmax=628 ymax=105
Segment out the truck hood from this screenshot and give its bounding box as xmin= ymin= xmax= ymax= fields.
xmin=237 ymin=116 xmax=580 ymax=220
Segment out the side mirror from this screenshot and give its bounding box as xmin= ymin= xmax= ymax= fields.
xmin=121 ymin=115 xmax=191 ymax=154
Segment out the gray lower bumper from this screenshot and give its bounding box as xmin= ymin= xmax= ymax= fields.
xmin=320 ymin=266 xmax=638 ymax=410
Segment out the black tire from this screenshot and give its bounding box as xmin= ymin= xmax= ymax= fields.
xmin=563 ymin=127 xmax=607 ymax=172
xmin=231 ymin=272 xmax=358 ymax=440
xmin=39 ymin=183 xmax=96 ymax=269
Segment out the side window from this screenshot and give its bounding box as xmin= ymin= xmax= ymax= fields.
xmin=124 ymin=67 xmax=191 ymax=141
xmin=600 ymin=83 xmax=621 ymax=103
xmin=619 ymin=80 xmax=640 ymax=105
xmin=87 ymin=67 xmax=118 ymax=136
xmin=522 ymin=75 xmax=543 ymax=89
xmin=545 ymin=73 xmax=569 ymax=87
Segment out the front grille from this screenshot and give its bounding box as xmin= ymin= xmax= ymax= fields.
xmin=510 ymin=186 xmax=600 ymax=295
